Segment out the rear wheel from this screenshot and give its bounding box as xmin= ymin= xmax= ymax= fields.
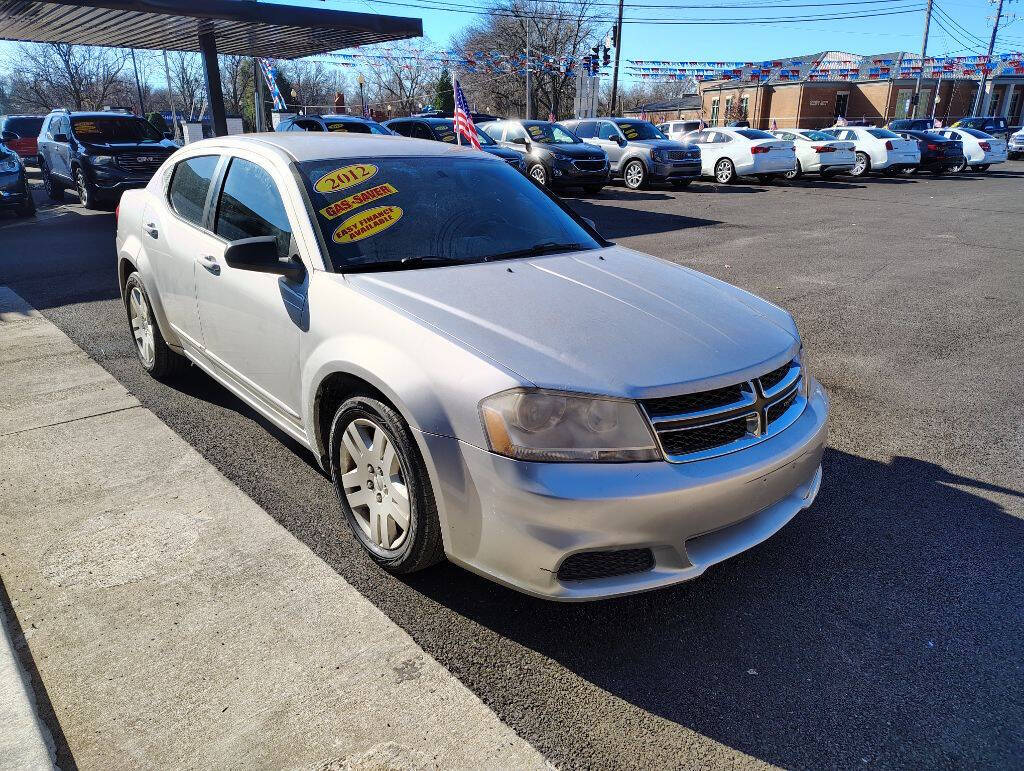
xmin=951 ymin=157 xmax=969 ymax=173
xmin=623 ymin=159 xmax=647 ymax=189
xmin=40 ymin=159 xmax=63 ymax=201
xmin=783 ymin=162 xmax=802 ymax=180
xmin=850 ymin=152 xmax=870 ymax=177
xmin=714 ymin=158 xmax=736 ymax=184
xmin=124 ymin=272 xmax=187 ymax=379
xmin=898 ymin=166 xmax=918 ymax=176
xmin=329 ymin=396 xmax=444 ymax=574
xmin=528 ymin=163 xmax=548 ymax=186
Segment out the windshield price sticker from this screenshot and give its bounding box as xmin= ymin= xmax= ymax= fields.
xmin=527 ymin=125 xmax=544 ymax=139
xmin=314 ymin=163 xmax=378 ymax=193
xmin=319 ymin=183 xmax=398 ymax=220
xmin=332 ymin=205 xmax=403 ymax=243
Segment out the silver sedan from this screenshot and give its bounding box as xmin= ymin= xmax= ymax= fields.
xmin=115 ymin=132 xmax=828 ymax=600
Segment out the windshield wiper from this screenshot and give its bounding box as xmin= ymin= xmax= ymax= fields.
xmin=343 ymin=255 xmax=470 ymax=273
xmin=480 ymin=242 xmax=588 ymax=262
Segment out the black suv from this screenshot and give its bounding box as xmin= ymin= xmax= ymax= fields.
xmin=887 ymin=118 xmax=936 ymax=132
xmin=951 ymin=116 xmax=1011 ymax=142
xmin=383 ymin=116 xmax=526 ymax=173
xmin=37 ymin=110 xmax=176 ymax=209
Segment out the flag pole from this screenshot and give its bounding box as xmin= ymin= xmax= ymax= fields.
xmin=453 ymin=72 xmax=461 ymax=146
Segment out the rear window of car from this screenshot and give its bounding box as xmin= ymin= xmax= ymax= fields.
xmin=296 ymin=156 xmax=600 ymax=271
xmin=868 ymin=129 xmax=900 ymax=139
xmin=168 ymin=155 xmax=220 ymax=226
xmin=430 ymin=121 xmax=495 ymax=145
xmin=323 ymin=120 xmax=391 ymax=135
xmin=735 ymin=129 xmax=775 ymax=140
xmin=960 ymin=128 xmax=993 ymax=139
xmin=799 ymin=130 xmax=836 ymax=141
xmin=3 ymin=116 xmax=44 ymax=136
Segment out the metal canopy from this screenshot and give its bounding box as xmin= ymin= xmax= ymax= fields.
xmin=0 ymin=0 xmax=422 ymax=59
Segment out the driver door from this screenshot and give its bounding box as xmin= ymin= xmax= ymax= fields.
xmin=193 ymin=152 xmax=308 ymax=425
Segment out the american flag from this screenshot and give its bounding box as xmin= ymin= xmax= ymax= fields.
xmin=258 ymin=58 xmax=287 ymax=111
xmin=452 ymin=75 xmax=481 ymax=150
xmin=362 ymin=102 xmax=371 ymax=119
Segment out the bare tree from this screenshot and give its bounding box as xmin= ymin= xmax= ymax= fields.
xmin=282 ymin=59 xmax=341 ymax=113
xmin=165 ymin=51 xmax=205 ymax=120
xmin=363 ymin=43 xmax=439 ymax=117
xmin=5 ymin=43 xmax=130 ymax=112
xmin=454 ymin=0 xmax=601 ymax=119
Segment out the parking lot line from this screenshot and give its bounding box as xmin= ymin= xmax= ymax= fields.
xmin=0 ymin=287 xmax=549 ymax=769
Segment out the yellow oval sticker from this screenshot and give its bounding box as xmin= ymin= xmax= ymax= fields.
xmin=319 ymin=183 xmax=398 ymax=221
xmin=314 ymin=163 xmax=378 ymax=193
xmin=332 ymin=205 xmax=403 ymax=243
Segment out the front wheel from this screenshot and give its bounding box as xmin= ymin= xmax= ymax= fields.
xmin=124 ymin=273 xmax=187 ymax=379
xmin=850 ymin=151 xmax=870 ymax=177
xmin=714 ymin=158 xmax=736 ymax=184
xmin=75 ymin=167 xmax=100 ymax=210
xmin=528 ymin=163 xmax=548 ymax=187
xmin=951 ymin=157 xmax=969 ymax=173
xmin=622 ymin=159 xmax=647 ymax=189
xmin=329 ymin=396 xmax=444 ymax=574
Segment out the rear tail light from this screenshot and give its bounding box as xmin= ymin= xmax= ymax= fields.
xmin=813 ymin=145 xmax=836 ymax=153
xmin=751 ymin=145 xmax=770 ymax=154
xmin=926 ymin=143 xmax=941 ymax=151
xmin=979 ymin=141 xmax=991 ymax=151
xmin=115 ymin=204 xmax=120 ymax=222
xmin=885 ymin=140 xmax=894 ymax=151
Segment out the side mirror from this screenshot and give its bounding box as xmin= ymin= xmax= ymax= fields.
xmin=511 ymin=136 xmax=530 ymax=146
xmin=224 ymin=236 xmax=306 ymax=283
xmin=1 ymin=130 xmax=18 ymax=141
xmin=52 ymin=132 xmax=68 ymax=143
xmin=615 ymin=135 xmax=627 ymax=147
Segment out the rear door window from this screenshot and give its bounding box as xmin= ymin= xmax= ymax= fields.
xmin=168 ymin=155 xmax=220 ymax=226
xmin=214 ymin=157 xmax=292 ymax=259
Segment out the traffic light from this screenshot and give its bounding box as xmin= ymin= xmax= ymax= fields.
xmin=602 ymin=45 xmax=611 ymax=67
xmin=610 ymin=24 xmax=618 ymax=47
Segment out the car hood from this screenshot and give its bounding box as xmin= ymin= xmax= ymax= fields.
xmin=536 ymin=142 xmax=605 ymax=160
xmin=78 ymin=140 xmax=177 ymax=153
xmin=483 ymin=146 xmax=521 ymax=161
xmin=629 ymin=138 xmax=695 ymax=151
xmin=347 ymin=246 xmax=800 ymax=397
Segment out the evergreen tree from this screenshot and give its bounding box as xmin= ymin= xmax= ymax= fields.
xmin=434 ymin=69 xmax=455 ymax=113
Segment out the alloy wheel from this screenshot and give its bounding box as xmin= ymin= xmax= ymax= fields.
xmin=128 ymin=285 xmax=155 ymax=367
xmin=852 ymin=153 xmax=868 ymax=176
xmin=529 ymin=164 xmax=547 ymax=186
xmin=337 ymin=417 xmax=411 ymax=551
xmin=715 ymin=159 xmax=734 ymax=184
xmin=624 ymin=160 xmax=645 ymax=189
xmin=76 ymin=169 xmax=90 ymax=207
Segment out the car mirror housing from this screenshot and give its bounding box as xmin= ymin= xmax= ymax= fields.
xmin=511 ymin=136 xmax=530 ymax=146
xmin=616 ymin=136 xmax=627 ymax=146
xmin=52 ymin=132 xmax=68 ymax=143
xmin=223 ymin=236 xmax=306 ymax=282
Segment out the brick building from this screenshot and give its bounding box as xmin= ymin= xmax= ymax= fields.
xmin=696 ymin=51 xmax=1023 ymax=129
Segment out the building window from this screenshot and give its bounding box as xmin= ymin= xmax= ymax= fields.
xmin=741 ymin=95 xmax=749 ymax=118
xmin=1009 ymin=89 xmax=1022 ymax=123
xmin=711 ymin=97 xmax=720 ymax=126
xmin=895 ymin=88 xmax=912 ymax=119
xmin=988 ymin=90 xmax=1001 ymax=117
xmin=724 ymin=97 xmax=733 ymax=121
xmin=834 ymin=91 xmax=849 ymax=119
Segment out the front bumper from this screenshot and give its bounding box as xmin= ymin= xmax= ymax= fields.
xmin=649 ymin=158 xmax=701 ymax=181
xmin=421 ymin=378 xmax=830 ymax=600
xmin=0 ymin=177 xmax=29 ymax=209
xmin=551 ymin=158 xmax=610 ymax=186
xmin=919 ymin=155 xmax=963 ymax=170
xmin=84 ymin=163 xmax=160 ymax=195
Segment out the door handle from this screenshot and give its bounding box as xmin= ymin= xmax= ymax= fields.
xmin=198 ymin=254 xmax=220 ymax=275
xmin=144 ymin=222 xmax=158 ymax=238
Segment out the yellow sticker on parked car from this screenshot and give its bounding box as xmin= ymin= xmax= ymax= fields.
xmin=332 ymin=205 xmax=403 ymax=243
xmin=314 ymin=163 xmax=378 ymax=193
xmin=319 ymin=182 xmax=398 ymax=220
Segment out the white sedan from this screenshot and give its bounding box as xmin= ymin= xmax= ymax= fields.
xmin=682 ymin=127 xmax=796 ymax=183
xmin=770 ymin=129 xmax=856 ymax=178
xmin=822 ymin=126 xmax=920 ymax=177
xmin=934 ymin=127 xmax=1007 ymax=172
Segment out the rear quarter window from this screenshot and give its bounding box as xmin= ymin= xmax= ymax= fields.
xmin=168 ymin=155 xmax=220 ymax=226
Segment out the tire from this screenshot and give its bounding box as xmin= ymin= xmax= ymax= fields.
xmin=669 ymin=179 xmax=692 ymax=188
xmin=898 ymin=166 xmax=918 ymax=176
xmin=329 ymin=396 xmax=444 ymax=574
xmin=528 ymin=163 xmax=548 ymax=187
xmin=124 ymin=272 xmax=187 ymax=379
xmin=850 ymin=152 xmax=870 ymax=177
xmin=783 ymin=162 xmax=802 ymax=180
xmin=714 ymin=157 xmax=736 ymax=184
xmin=75 ymin=166 xmax=100 ymax=210
xmin=952 ymin=157 xmax=968 ymax=173
xmin=582 ymin=184 xmax=604 ymax=193
xmin=40 ymin=159 xmax=63 ymax=201
xmin=622 ymin=159 xmax=648 ymax=189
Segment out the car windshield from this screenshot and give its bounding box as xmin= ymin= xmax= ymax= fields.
xmin=954 ymin=118 xmax=983 ymax=128
xmin=960 ymin=127 xmax=994 ymax=139
xmin=524 ymin=122 xmax=580 ymax=144
xmin=4 ymin=116 xmax=44 ymax=136
xmin=324 ymin=120 xmax=391 ymax=135
xmin=736 ymin=129 xmax=776 ymax=140
xmin=70 ymin=116 xmax=163 ymax=142
xmin=616 ymin=121 xmax=666 ymax=140
xmin=867 ymin=128 xmax=900 ymax=139
xmin=296 ymin=156 xmax=601 ymax=271
xmin=799 ymin=130 xmax=836 ymax=141
xmin=431 ymin=121 xmax=496 ymax=145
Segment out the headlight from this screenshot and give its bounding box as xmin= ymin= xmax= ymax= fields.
xmin=88 ymin=155 xmax=116 ymax=166
xmin=651 ymin=149 xmax=668 ymax=162
xmin=480 ymin=388 xmax=661 ymax=462
xmin=0 ymin=158 xmax=19 ymax=173
xmin=549 ymin=151 xmax=570 ymax=161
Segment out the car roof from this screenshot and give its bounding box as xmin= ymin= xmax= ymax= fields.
xmin=59 ymin=111 xmax=142 ymax=118
xmin=177 ymin=132 xmax=496 ymax=163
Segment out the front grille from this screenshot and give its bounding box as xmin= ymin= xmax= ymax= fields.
xmin=659 ymin=415 xmax=749 ymax=456
xmin=572 ymin=159 xmax=606 ymax=171
xmin=116 ymin=156 xmax=166 ymax=174
xmin=643 ymin=383 xmax=747 ymax=418
xmin=667 ymin=150 xmax=699 ymax=160
xmin=558 ymin=548 xmax=655 ymax=581
xmin=640 ymin=358 xmax=805 ymax=462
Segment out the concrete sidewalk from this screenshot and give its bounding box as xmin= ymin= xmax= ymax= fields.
xmin=0 ymin=287 xmax=548 ymax=769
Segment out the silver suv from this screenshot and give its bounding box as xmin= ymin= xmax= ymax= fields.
xmin=560 ymin=118 xmax=701 ymax=189
xmin=115 ymin=133 xmax=828 ymax=600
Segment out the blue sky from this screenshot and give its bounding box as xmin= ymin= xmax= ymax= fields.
xmin=2 ymin=0 xmax=1022 ymax=85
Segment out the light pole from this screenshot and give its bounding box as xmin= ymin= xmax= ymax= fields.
xmin=357 ymin=73 xmax=366 ymax=116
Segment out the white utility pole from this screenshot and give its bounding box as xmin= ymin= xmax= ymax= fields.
xmin=911 ymin=0 xmax=933 ymax=117
xmin=972 ymin=0 xmax=1006 ymax=115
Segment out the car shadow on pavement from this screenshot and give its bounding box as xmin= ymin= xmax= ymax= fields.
xmin=405 ymin=448 xmax=1024 ymax=767
xmin=784 ymin=178 xmax=867 ymax=190
xmin=565 ymin=199 xmax=721 ymax=240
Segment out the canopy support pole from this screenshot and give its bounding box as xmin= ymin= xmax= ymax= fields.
xmin=198 ymin=26 xmax=228 ymax=137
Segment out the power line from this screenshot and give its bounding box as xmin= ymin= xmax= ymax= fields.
xmin=931 ymin=1 xmax=991 ymax=48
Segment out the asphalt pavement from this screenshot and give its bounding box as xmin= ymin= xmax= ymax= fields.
xmin=2 ymin=163 xmax=1022 ymax=769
